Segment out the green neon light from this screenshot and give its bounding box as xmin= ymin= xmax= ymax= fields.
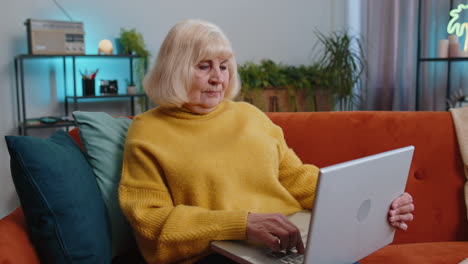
xmin=447 ymin=4 xmax=468 ymax=36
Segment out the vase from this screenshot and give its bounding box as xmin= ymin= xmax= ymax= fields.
xmin=127 ymin=86 xmax=137 ymax=95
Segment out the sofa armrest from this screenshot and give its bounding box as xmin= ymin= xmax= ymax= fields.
xmin=0 ymin=207 xmax=39 ymax=264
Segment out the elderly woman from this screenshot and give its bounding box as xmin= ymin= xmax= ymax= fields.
xmin=118 ymin=19 xmax=414 ymax=264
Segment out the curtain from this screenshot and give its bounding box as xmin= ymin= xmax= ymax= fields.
xmin=362 ymin=0 xmax=468 ymax=111
xmin=361 ymin=0 xmax=419 ymax=110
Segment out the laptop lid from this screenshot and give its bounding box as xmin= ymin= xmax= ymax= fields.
xmin=304 ymin=145 xmax=414 ymax=264
xmin=211 ymin=146 xmax=414 ymax=264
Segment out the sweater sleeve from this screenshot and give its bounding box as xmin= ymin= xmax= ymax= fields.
xmin=269 ymin=123 xmax=319 ymax=209
xmin=119 ymin=139 xmax=248 ymax=264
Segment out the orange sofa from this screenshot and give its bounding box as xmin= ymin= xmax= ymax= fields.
xmin=1 ymin=111 xmax=468 ymax=263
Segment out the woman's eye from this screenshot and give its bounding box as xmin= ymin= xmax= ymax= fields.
xmin=198 ymin=64 xmax=210 ymax=70
xmin=220 ymin=65 xmax=228 ymax=71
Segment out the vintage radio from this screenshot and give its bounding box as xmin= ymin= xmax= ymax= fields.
xmin=25 ymin=19 xmax=85 ymax=55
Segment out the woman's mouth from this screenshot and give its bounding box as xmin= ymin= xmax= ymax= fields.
xmin=204 ymin=91 xmax=221 ymax=96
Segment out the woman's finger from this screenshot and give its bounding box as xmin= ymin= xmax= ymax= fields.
xmin=391 ymin=192 xmax=413 ymax=209
xmin=262 ymin=233 xmax=282 ymax=252
xmin=390 ymin=221 xmax=408 ymax=230
xmin=274 ymin=214 xmax=302 ymax=251
xmin=246 ymin=213 xmax=304 ymax=253
xmin=389 ymin=203 xmax=415 ymax=216
xmin=280 ymin=215 xmax=302 ymax=251
xmin=273 ymin=226 xmax=290 ymax=251
xmin=389 ymin=213 xmax=414 ymax=223
xmin=294 ymin=231 xmax=305 ymax=254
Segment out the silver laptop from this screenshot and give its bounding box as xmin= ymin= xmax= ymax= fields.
xmin=211 ymin=146 xmax=414 ymax=264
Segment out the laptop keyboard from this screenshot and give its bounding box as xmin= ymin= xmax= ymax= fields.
xmin=273 ymin=252 xmax=304 ymax=264
xmin=267 ymin=233 xmax=308 ymax=264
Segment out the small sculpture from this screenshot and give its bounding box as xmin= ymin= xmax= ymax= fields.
xmin=98 ymin=39 xmax=114 ymax=55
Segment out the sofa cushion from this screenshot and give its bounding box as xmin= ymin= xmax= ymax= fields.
xmin=72 ymin=111 xmax=135 ymax=257
xmin=360 ymin=241 xmax=468 ymax=264
xmin=0 ymin=208 xmax=39 ymax=264
xmin=4 ymin=130 xmax=112 ymax=263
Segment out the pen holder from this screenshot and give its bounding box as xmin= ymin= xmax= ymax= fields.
xmin=82 ymin=79 xmax=95 ymax=96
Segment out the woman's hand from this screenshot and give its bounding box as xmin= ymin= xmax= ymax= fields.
xmin=246 ymin=213 xmax=305 ymax=254
xmin=388 ymin=192 xmax=414 ymax=230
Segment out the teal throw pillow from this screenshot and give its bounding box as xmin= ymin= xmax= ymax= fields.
xmin=5 ymin=130 xmax=112 ymax=263
xmin=72 ymin=111 xmax=135 ymax=257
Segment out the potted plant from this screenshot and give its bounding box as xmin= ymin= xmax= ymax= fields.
xmin=310 ymin=67 xmax=334 ymax=111
xmin=283 ymin=64 xmax=318 ymax=111
xmin=238 ymin=60 xmax=286 ymax=111
xmin=125 ymin=79 xmax=136 ymax=95
xmin=313 ymin=30 xmax=367 ymax=111
xmin=238 ymin=60 xmax=318 ymax=112
xmin=119 ymin=28 xmax=150 ymax=57
xmin=259 ymin=60 xmax=291 ymax=112
xmin=238 ymin=61 xmax=267 ymax=109
xmin=119 ymin=28 xmax=151 ymax=110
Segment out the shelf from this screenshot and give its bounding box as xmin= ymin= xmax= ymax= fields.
xmin=21 ymin=119 xmax=75 ymax=129
xmin=15 ymin=54 xmax=141 ymax=59
xmin=416 ymin=0 xmax=462 ymax=110
xmin=15 ymin=53 xmax=147 ymax=135
xmin=66 ymin=93 xmax=146 ymax=100
xmin=420 ymin=57 xmax=468 ymax=61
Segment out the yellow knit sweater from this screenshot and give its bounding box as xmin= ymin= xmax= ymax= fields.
xmin=119 ymin=100 xmax=319 ymax=264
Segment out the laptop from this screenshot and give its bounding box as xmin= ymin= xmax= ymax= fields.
xmin=211 ymin=146 xmax=414 ymax=264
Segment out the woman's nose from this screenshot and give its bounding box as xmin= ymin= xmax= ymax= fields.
xmin=209 ymin=67 xmax=224 ymax=84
